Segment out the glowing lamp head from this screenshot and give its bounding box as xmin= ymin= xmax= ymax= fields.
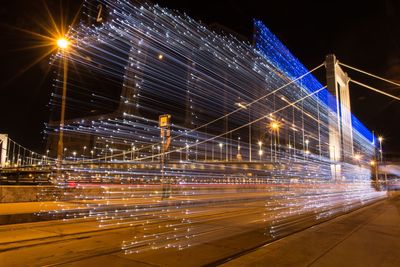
xmin=271 ymin=122 xmax=279 ymax=130
xmin=370 ymin=160 xmax=376 ymax=166
xmin=354 ymin=154 xmax=361 ymax=160
xmin=57 ymin=38 xmax=69 ymax=49
xmin=378 ymin=136 xmax=383 ymax=142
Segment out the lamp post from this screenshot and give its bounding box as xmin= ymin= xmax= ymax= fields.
xmin=378 ymin=136 xmax=383 ymax=163
xmin=195 ymin=140 xmax=198 ymax=161
xmin=131 ymin=143 xmax=135 ymax=160
xmin=219 ymin=143 xmax=223 ymax=161
xmin=305 ymin=139 xmax=310 ymax=157
xmin=56 ymin=37 xmax=70 ymax=170
xmin=237 ymin=136 xmax=241 ymax=161
xmin=269 ymin=121 xmax=280 ymax=162
xmin=258 ymin=141 xmax=262 ymax=161
xmin=235 ymin=102 xmax=251 ymax=162
xmin=186 ymin=144 xmax=190 ymax=161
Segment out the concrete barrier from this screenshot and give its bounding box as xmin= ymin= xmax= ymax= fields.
xmin=0 ymin=186 xmax=105 ymax=203
xmin=0 ymin=186 xmax=56 ymax=203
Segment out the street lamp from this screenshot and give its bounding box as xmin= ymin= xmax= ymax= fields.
xmin=131 ymin=143 xmax=135 ymax=160
xmin=378 ymin=136 xmax=383 ymax=162
xmin=186 ymin=143 xmax=190 ymax=161
xmin=268 ymin=120 xmax=281 ymax=162
xmin=56 ymin=37 xmax=70 ymax=169
xmin=258 ymin=149 xmax=263 ymax=161
xmin=236 ymin=136 xmax=242 ymax=160
xmin=271 ymin=122 xmax=279 ymax=130
xmin=258 ymin=141 xmax=262 ymax=161
xmin=304 ymin=139 xmax=310 ymax=157
xmin=57 ymin=38 xmax=69 ymax=49
xmin=235 ymin=102 xmax=251 ymax=162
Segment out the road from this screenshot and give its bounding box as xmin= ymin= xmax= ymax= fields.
xmin=0 ymin=183 xmax=387 ymax=266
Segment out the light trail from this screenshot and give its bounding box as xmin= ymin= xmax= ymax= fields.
xmin=35 ymin=0 xmax=386 ymax=257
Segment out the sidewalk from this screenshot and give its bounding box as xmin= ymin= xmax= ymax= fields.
xmin=221 ymin=192 xmax=400 ymax=267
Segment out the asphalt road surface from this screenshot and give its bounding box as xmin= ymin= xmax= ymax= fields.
xmin=0 ymin=184 xmax=387 ymax=266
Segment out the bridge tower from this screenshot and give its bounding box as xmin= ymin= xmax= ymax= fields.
xmin=0 ymin=134 xmax=8 ymax=168
xmin=326 ymin=55 xmax=354 ymax=179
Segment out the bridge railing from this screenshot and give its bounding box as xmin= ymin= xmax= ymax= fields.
xmin=0 ymin=134 xmax=57 ymax=168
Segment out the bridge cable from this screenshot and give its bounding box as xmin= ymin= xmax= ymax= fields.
xmin=339 ymin=62 xmax=400 ymax=89
xmin=350 ymin=79 xmax=400 ymax=101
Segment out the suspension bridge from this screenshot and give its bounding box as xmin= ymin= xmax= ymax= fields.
xmin=1 ymin=57 xmax=398 ymax=186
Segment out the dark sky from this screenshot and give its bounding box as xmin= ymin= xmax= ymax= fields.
xmin=0 ymin=0 xmax=399 ymax=154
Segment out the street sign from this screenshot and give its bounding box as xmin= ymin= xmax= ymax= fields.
xmin=159 ymin=114 xmax=171 ymax=128
xmin=159 ymin=115 xmax=171 ymax=152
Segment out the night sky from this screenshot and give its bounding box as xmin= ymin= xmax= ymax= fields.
xmin=0 ymin=0 xmax=399 ymax=155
